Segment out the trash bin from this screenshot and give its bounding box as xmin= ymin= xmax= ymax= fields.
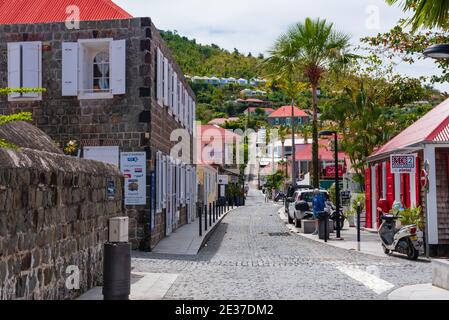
xmin=318 ymin=212 xmax=330 ymax=240
xmin=103 ymin=242 xmax=131 ymax=300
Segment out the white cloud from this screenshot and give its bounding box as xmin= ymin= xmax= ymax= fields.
xmin=115 ymin=0 xmax=448 ymax=92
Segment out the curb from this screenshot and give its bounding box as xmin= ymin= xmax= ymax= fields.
xmin=199 ymin=206 xmax=239 ymax=251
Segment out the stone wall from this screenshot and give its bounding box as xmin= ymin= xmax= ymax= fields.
xmin=0 ymin=17 xmax=196 ymax=251
xmin=0 ymin=148 xmax=123 ymax=300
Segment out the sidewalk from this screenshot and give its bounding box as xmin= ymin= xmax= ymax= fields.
xmin=77 ymin=272 xmax=178 ymax=300
xmin=151 ymin=206 xmax=235 ymax=256
xmin=388 ymin=283 xmax=449 ymax=300
xmin=278 ymin=207 xmax=386 ymax=257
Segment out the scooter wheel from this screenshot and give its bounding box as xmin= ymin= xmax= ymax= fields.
xmin=382 ymin=244 xmax=390 ymax=255
xmin=407 ymin=243 xmax=419 ymax=260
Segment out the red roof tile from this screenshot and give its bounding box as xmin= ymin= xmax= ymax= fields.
xmin=268 ymin=105 xmax=309 ymax=118
xmin=370 ymin=98 xmax=449 ymax=158
xmin=291 ymin=140 xmax=346 ymax=161
xmin=0 ymin=0 xmax=132 ymax=25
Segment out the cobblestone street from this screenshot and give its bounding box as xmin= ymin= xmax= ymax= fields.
xmin=132 ymin=189 xmax=432 ymax=300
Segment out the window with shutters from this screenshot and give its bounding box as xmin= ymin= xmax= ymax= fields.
xmin=62 ymin=38 xmax=126 ymax=100
xmin=7 ymin=42 xmax=42 ymax=101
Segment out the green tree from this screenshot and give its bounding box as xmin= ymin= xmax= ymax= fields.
xmin=265 ymin=18 xmax=351 ymax=188
xmin=387 ymin=0 xmax=449 ymax=31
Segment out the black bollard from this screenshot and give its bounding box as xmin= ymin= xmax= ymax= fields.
xmin=205 ymin=204 xmax=208 ymax=231
xmin=209 ymin=203 xmax=212 ymax=226
xmin=357 ymin=203 xmax=361 ymax=251
xmin=103 ymin=242 xmax=131 ymax=300
xmin=199 ymin=205 xmax=202 ymax=237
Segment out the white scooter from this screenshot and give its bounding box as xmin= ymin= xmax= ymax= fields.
xmin=378 ymin=206 xmax=421 ymax=260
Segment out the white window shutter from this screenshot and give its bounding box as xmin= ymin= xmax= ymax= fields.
xmin=21 ymin=42 xmax=41 ymax=98
xmin=162 ymin=155 xmax=167 ymax=209
xmin=110 ymin=40 xmax=126 ymax=95
xmin=184 ymin=91 xmax=189 ymax=128
xmin=7 ymin=43 xmax=22 ymax=99
xmin=168 ymin=64 xmax=173 ymax=112
xmin=192 ymin=99 xmax=195 ymax=133
xmin=156 ymin=152 xmax=162 ymax=213
xmin=163 ymin=57 xmax=169 ymax=106
xmin=173 ymin=73 xmax=178 ymax=119
xmin=187 ymin=97 xmax=192 ymax=133
xmin=62 ymin=42 xmax=79 ymax=96
xmin=178 ymin=82 xmax=183 ymax=124
xmin=179 ymin=86 xmax=184 ymax=126
xmin=156 ymin=48 xmax=162 ymax=106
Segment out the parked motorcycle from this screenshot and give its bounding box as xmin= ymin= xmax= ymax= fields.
xmin=378 ymin=211 xmax=421 ymax=260
xmin=325 ymin=201 xmax=345 ymax=231
xmin=274 ymin=191 xmax=286 ymax=202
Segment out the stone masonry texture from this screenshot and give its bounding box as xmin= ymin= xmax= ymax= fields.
xmin=0 ymin=146 xmax=123 ymax=300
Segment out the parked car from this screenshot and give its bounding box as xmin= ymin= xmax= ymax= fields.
xmin=287 ymin=189 xmax=330 ymax=227
xmin=285 ymin=184 xmax=313 ymax=215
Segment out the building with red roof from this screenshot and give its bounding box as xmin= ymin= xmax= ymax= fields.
xmin=0 ymin=0 xmax=199 ymax=254
xmin=267 ymin=105 xmax=310 ymax=127
xmin=208 ymin=117 xmax=239 ymax=126
xmin=0 ymin=0 xmax=132 ymax=24
xmin=365 ymin=98 xmax=449 ymax=256
xmin=287 ymin=139 xmax=347 ymax=182
xmin=243 ymin=107 xmax=275 ymax=116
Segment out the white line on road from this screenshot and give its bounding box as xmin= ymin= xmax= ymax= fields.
xmin=335 ymin=263 xmax=395 ymax=295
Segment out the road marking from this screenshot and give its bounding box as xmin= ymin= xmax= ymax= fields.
xmin=335 ymin=263 xmax=395 ymax=295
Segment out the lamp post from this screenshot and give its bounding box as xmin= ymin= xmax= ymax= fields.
xmin=319 ymin=130 xmax=341 ymax=239
xmin=424 ymin=44 xmax=449 ymax=59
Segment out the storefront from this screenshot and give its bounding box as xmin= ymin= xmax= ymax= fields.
xmin=366 ymin=98 xmax=449 ymax=257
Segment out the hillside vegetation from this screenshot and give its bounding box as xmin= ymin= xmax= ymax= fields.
xmin=160 ymin=30 xmax=263 ymax=79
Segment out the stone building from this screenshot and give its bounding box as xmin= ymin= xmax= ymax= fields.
xmin=0 ymin=0 xmax=197 ymax=251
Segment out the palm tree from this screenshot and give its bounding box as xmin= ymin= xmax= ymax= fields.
xmin=387 ymin=0 xmax=449 ymax=31
xmin=278 ymin=125 xmax=290 ymax=177
xmin=265 ymin=18 xmax=350 ymax=188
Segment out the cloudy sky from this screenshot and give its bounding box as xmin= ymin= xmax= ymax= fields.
xmin=115 ymin=0 xmax=447 ymax=92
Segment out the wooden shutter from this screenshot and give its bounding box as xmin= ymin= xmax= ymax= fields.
xmin=110 ymin=40 xmax=126 ymax=95
xmin=386 ymin=160 xmax=395 ymax=210
xmin=62 ymin=42 xmax=79 ymax=96
xmin=21 ymin=42 xmax=41 ymax=98
xmin=7 ymin=43 xmax=22 ymax=99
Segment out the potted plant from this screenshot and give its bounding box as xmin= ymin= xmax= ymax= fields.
xmin=399 ymin=206 xmax=425 ymax=252
xmin=350 ymin=194 xmax=365 ymax=228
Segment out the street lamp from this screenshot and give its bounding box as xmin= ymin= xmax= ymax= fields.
xmin=424 ymin=44 xmax=449 ymax=59
xmin=319 ymin=130 xmax=341 ymax=239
